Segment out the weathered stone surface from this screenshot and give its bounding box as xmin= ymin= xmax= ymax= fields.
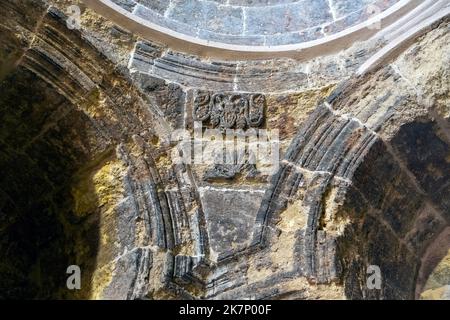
xmin=199 ymin=186 xmax=266 ymax=261
xmin=245 ymin=1 xmax=332 ymax=35
xmin=0 ymin=0 xmax=448 ymax=301
xmin=193 ymin=91 xmax=265 ymax=130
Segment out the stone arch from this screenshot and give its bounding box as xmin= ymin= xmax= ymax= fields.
xmin=0 ymin=3 xmax=198 ymax=299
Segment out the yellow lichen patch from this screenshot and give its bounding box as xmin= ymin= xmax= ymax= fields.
xmin=76 ymin=87 xmax=123 ymax=136
xmin=173 ymin=240 xmax=196 ymax=257
xmin=90 ymin=157 xmax=128 ymax=298
xmin=50 ymin=0 xmax=138 ymax=62
xmin=320 ymin=185 xmax=351 ymax=236
xmin=436 ymin=102 xmax=450 ymax=120
xmin=446 ymin=154 xmax=450 ymax=163
xmin=70 ymin=151 xmax=128 ymax=298
xmin=426 ymin=163 xmax=444 ymax=179
xmin=150 ymin=135 xmax=160 ymax=147
xmin=277 ymin=199 xmax=308 ymax=233
xmin=309 ymin=284 xmax=345 ymax=300
xmin=71 ymin=182 xmax=98 ymax=218
xmin=269 ymin=228 xmax=297 ymax=272
xmin=147 ymin=251 xmax=171 ymax=298
xmin=92 ymin=159 xmax=126 ymax=209
xmin=90 ymin=260 xmax=115 ymax=300
xmin=283 ymin=278 xmax=345 ymax=299
xmin=71 ymin=153 xmax=107 ymax=218
xmin=246 ymin=266 xmax=346 ymax=299
xmin=247 ymin=263 xmax=273 ymax=285
xmin=128 ymin=138 xmax=145 ymax=158
xmin=319 ymin=187 xmax=337 ymax=232
xmin=90 ymin=156 xmax=127 ymax=298
xmin=93 ymin=157 xmax=127 ymax=259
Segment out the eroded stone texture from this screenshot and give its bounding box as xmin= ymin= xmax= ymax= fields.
xmin=0 ymin=0 xmax=449 ymax=300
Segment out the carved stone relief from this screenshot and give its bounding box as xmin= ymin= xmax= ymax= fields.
xmin=193 ymin=91 xmax=265 ymax=129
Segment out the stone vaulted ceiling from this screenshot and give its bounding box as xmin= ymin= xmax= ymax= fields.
xmin=105 ymin=0 xmax=401 ymax=46
xmin=0 ymin=0 xmax=449 ymax=300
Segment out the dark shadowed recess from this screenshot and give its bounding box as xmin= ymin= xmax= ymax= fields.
xmin=337 ymin=119 xmax=450 ymax=299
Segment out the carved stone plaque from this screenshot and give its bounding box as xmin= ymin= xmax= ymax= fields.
xmin=193 ymin=91 xmax=265 ymax=129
